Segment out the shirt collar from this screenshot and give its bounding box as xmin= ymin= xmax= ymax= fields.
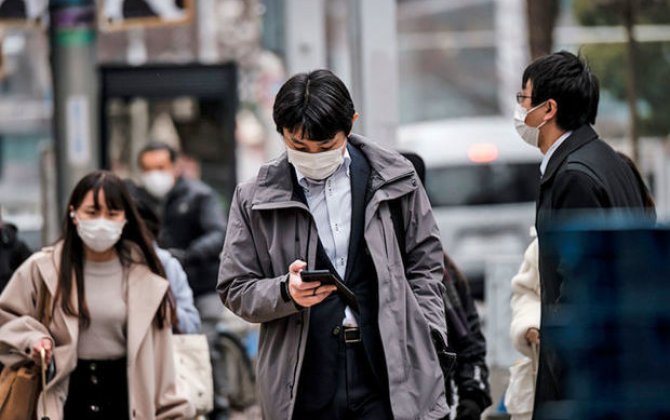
xmin=540 ymin=130 xmax=572 ymax=176
xmin=295 ymin=146 xmax=351 ymax=189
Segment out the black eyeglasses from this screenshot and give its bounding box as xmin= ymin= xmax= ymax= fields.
xmin=516 ymin=93 xmax=531 ymax=104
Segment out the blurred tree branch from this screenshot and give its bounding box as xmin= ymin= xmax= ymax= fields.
xmin=526 ymin=0 xmax=560 ymax=59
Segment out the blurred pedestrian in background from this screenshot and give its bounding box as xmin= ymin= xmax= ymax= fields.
xmin=132 ymin=194 xmax=201 ymax=334
xmin=136 ymin=142 xmax=226 ymax=301
xmin=0 ymin=213 xmax=33 ymax=372
xmin=0 ymin=171 xmax=193 ymax=419
xmin=616 ymin=152 xmax=656 ymax=219
xmin=218 ymin=69 xmax=450 ymax=420
xmin=402 ymin=151 xmax=492 ymax=420
xmin=0 ymin=215 xmax=32 ymax=293
xmin=514 ymin=50 xmax=650 ymax=412
xmin=442 ymin=255 xmax=492 ymax=420
xmin=136 ymin=142 xmax=229 ymax=419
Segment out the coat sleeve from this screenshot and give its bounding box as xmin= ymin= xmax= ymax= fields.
xmin=163 ymin=252 xmax=202 ymax=334
xmin=0 ymin=257 xmax=53 ymax=368
xmin=217 ymin=185 xmax=301 ymax=323
xmin=152 ymin=326 xmax=196 ymax=420
xmin=401 ymin=184 xmax=448 ymax=346
xmin=183 ymin=191 xmax=227 ymax=264
xmin=510 ymin=237 xmax=541 ymax=358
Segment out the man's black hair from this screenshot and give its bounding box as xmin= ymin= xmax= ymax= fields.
xmin=272 ymin=69 xmax=356 ymax=141
xmin=522 ymin=50 xmax=600 ymax=131
xmin=138 ymin=142 xmax=178 ymax=167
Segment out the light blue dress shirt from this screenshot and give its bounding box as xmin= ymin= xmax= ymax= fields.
xmin=295 ymin=147 xmax=358 ymax=326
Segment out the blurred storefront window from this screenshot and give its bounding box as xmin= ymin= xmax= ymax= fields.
xmin=397 ymin=0 xmax=500 ymax=124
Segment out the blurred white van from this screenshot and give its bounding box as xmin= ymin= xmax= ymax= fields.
xmin=398 ymin=116 xmax=542 ymax=298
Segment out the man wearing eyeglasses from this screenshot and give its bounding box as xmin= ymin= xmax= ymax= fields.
xmin=513 ymin=51 xmax=649 ymax=415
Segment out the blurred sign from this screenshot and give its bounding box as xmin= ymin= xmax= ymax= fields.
xmin=98 ymin=0 xmax=194 ymax=31
xmin=0 ymin=0 xmax=48 ymax=27
xmin=66 ymin=95 xmax=92 ymax=165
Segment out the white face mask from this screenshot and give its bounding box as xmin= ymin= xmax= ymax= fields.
xmin=287 ymin=144 xmax=345 ymax=180
xmin=514 ymin=102 xmax=548 ymax=148
xmin=74 ymin=216 xmax=126 ymax=253
xmin=141 ymin=170 xmax=175 ymax=198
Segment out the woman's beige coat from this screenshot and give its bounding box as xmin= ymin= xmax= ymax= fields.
xmin=0 ymin=242 xmax=195 ymax=420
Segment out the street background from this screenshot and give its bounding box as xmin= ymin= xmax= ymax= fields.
xmin=1 ymin=0 xmax=669 ymax=418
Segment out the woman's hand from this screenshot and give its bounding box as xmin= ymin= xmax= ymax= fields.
xmin=31 ymin=338 xmax=53 ymax=366
xmin=525 ymin=327 xmax=540 ymax=345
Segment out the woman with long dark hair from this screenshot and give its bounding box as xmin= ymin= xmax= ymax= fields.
xmin=0 ymin=171 xmax=194 ymax=419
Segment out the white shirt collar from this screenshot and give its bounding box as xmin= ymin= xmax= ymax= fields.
xmin=540 ymin=130 xmax=572 ymax=176
xmin=295 ymin=146 xmax=351 ymax=188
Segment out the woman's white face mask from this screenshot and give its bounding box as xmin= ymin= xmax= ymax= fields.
xmin=514 ymin=102 xmax=548 ymax=148
xmin=286 ymin=143 xmax=346 ymax=180
xmin=72 ymin=214 xmax=126 ymax=253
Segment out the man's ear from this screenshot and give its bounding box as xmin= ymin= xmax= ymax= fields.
xmin=545 ymin=99 xmax=558 ymax=122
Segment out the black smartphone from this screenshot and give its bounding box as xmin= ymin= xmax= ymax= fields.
xmin=300 ymin=270 xmax=359 ymax=312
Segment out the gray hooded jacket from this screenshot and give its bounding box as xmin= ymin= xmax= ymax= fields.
xmin=218 ymin=135 xmax=449 ymax=419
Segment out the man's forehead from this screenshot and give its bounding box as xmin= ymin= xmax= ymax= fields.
xmin=142 ymin=149 xmax=172 ymax=164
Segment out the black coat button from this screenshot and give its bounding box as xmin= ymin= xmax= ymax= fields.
xmin=332 ymin=326 xmax=341 ymax=336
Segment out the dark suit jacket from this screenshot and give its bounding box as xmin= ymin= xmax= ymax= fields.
xmin=534 ymin=124 xmax=647 ymax=414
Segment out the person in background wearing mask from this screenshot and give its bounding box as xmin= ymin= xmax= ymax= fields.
xmin=0 ymin=171 xmax=193 ymax=419
xmin=514 ymin=51 xmax=649 ymax=414
xmin=136 ymin=142 xmax=228 ymax=419
xmin=218 ymin=69 xmax=449 ymax=420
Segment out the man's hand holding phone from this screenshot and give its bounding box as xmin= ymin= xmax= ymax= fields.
xmin=288 ymin=260 xmax=337 ymax=308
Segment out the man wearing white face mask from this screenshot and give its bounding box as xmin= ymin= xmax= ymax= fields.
xmin=136 ymin=143 xmax=226 ymax=300
xmin=135 ymin=142 xmax=229 ymax=418
xmin=218 ymin=69 xmax=450 ymax=420
xmin=515 ymin=51 xmax=648 ymax=415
